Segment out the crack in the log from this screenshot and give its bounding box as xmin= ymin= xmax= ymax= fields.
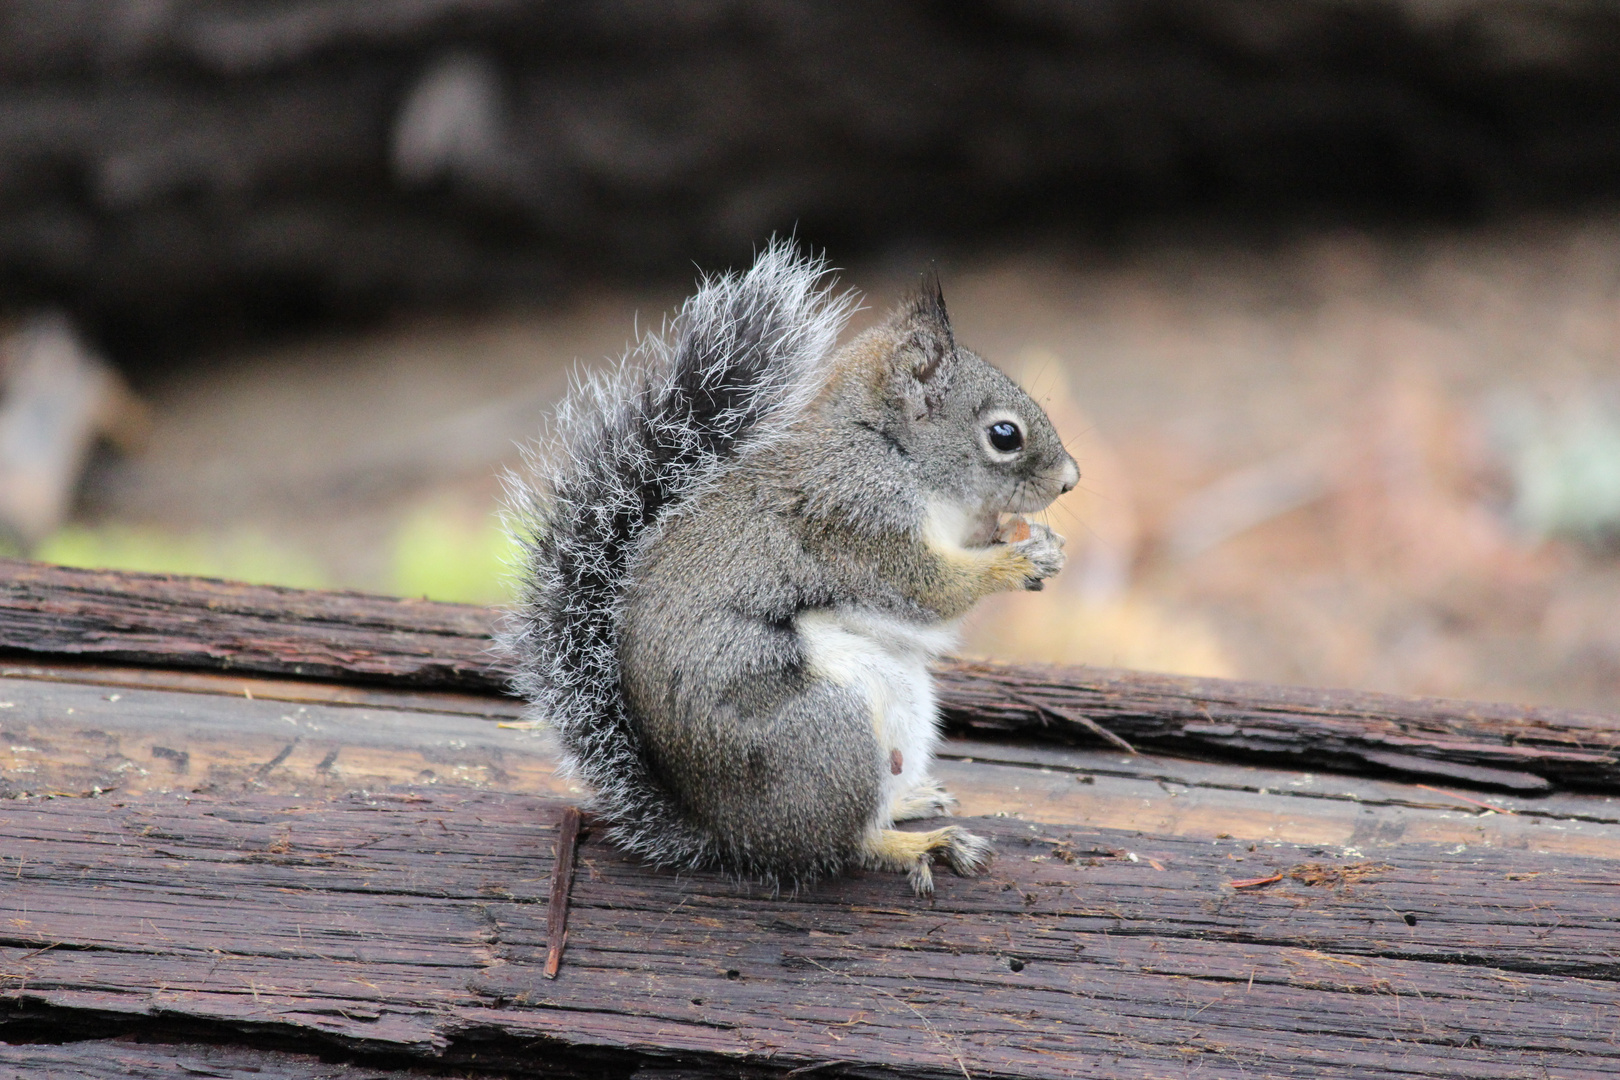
xmin=0 ymin=1007 xmax=650 ymax=1080
xmin=463 ymin=999 xmax=744 ymax=1032
xmin=933 ymin=751 xmax=1620 ymax=824
xmin=1033 ymin=927 xmax=1620 ymax=980
xmin=496 ymin=931 xmax=1620 ymax=984
xmin=0 ymin=936 xmax=488 ymax=968
xmin=0 ymin=939 xmax=102 ymax=956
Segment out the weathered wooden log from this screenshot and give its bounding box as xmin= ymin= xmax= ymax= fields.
xmin=1 ymin=558 xmax=1617 ymax=792
xmin=0 ymin=558 xmax=495 ymax=688
xmin=8 ymin=671 xmax=1614 ymax=858
xmin=7 ymin=669 xmax=1617 ymax=858
xmin=933 ymin=661 xmax=1620 ymax=794
xmin=4 ymin=788 xmax=1618 ymax=1078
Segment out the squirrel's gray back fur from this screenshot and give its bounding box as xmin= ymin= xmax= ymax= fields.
xmin=501 ymin=241 xmax=857 ymax=871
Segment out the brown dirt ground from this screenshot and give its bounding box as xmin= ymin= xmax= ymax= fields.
xmin=75 ymin=214 xmax=1620 ymax=712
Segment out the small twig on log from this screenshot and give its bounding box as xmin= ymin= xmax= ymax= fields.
xmin=1229 ymin=873 xmax=1285 ymax=890
xmin=544 ymin=806 xmax=584 ymax=979
xmin=1415 ymin=784 xmax=1519 ymax=815
xmin=1011 ymin=693 xmax=1137 ymax=755
xmin=18 ymin=941 xmax=64 ymax=961
xmin=786 ymin=1060 xmax=856 ymax=1076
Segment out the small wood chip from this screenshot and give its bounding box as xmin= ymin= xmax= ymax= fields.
xmin=1229 ymin=872 xmax=1284 ymax=890
xmin=544 ymin=805 xmax=584 ymax=979
xmin=889 ymin=748 xmax=903 ymax=775
xmin=1287 ymin=861 xmax=1391 ymax=888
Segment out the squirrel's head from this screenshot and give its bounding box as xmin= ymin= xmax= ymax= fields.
xmin=844 ymin=278 xmax=1079 ymax=527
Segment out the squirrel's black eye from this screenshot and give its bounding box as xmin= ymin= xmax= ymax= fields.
xmin=987 ymin=420 xmax=1023 ymax=453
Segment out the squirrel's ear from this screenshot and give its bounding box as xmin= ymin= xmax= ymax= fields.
xmin=888 ymin=274 xmax=956 ymax=415
xmin=909 ymin=272 xmax=954 ymax=384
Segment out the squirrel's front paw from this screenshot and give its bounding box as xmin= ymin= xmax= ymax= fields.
xmin=1012 ymin=522 xmax=1066 ymax=590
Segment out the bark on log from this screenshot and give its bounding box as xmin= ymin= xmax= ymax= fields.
xmin=2 ymin=558 xmax=1617 ymax=792
xmin=7 ymin=671 xmax=1613 ymax=858
xmin=0 ymin=557 xmax=496 ymax=689
xmin=932 ymin=660 xmax=1620 ymax=794
xmin=3 ymin=788 xmax=1617 ymax=1078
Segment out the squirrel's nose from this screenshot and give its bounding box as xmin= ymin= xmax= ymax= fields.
xmin=1058 ymin=456 xmax=1080 ymax=494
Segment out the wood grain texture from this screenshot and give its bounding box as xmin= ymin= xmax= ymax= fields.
xmin=3 ymin=673 xmax=1617 ymax=858
xmin=2 ymin=559 xmax=1617 ymax=792
xmin=0 ymin=658 xmax=527 ymax=717
xmin=0 ymin=559 xmax=496 ymax=690
xmin=933 ymin=659 xmax=1620 ymax=793
xmin=3 ymin=786 xmax=1617 ymax=1078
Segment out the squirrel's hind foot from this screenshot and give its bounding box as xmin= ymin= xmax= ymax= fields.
xmin=890 ymin=780 xmax=958 ymax=822
xmin=862 ymin=825 xmax=994 ymax=897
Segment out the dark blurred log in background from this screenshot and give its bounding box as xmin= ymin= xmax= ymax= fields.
xmin=4 ymin=0 xmax=1620 ymax=363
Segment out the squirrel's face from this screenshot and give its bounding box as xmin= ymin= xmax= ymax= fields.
xmin=965 ymin=385 xmax=1079 ymax=513
xmin=875 ymin=287 xmax=1079 ymax=527
xmin=915 ymin=348 xmax=1078 ymax=520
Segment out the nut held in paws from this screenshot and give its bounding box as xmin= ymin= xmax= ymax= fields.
xmin=997 ymin=515 xmax=1032 ymax=544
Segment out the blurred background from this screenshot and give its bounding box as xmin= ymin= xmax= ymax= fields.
xmin=2 ymin=1 xmax=1620 ymax=709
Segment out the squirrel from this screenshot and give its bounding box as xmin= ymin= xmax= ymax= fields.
xmin=503 ymin=241 xmax=1078 ymax=895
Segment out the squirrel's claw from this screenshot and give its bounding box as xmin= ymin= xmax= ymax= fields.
xmin=864 ymin=824 xmax=995 ymax=898
xmin=937 ymin=826 xmax=995 ymax=879
xmin=891 ymin=780 xmax=958 ymax=822
xmin=1012 ymin=521 xmax=1066 ymax=586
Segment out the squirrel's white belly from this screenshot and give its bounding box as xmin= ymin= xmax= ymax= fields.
xmin=796 ymin=606 xmax=960 ymax=825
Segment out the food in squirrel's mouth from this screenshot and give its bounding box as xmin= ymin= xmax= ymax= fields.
xmin=996 ymin=515 xmax=1032 ymax=544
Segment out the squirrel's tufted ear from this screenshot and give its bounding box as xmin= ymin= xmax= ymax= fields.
xmin=908 ymin=271 xmax=955 ymax=384
xmin=887 ymin=273 xmax=957 ymax=416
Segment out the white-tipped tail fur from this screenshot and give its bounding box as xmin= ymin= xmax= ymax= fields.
xmin=500 ymin=240 xmax=857 ymax=871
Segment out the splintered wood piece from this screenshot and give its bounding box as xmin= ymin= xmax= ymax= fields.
xmin=1 ymin=561 xmax=1618 ymax=792
xmin=544 ymin=805 xmax=583 ymax=979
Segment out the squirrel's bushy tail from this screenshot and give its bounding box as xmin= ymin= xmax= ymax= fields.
xmin=501 ymin=240 xmax=856 ymax=869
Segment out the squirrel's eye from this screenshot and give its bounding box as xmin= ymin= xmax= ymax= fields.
xmin=987 ymin=420 xmax=1023 ymax=453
